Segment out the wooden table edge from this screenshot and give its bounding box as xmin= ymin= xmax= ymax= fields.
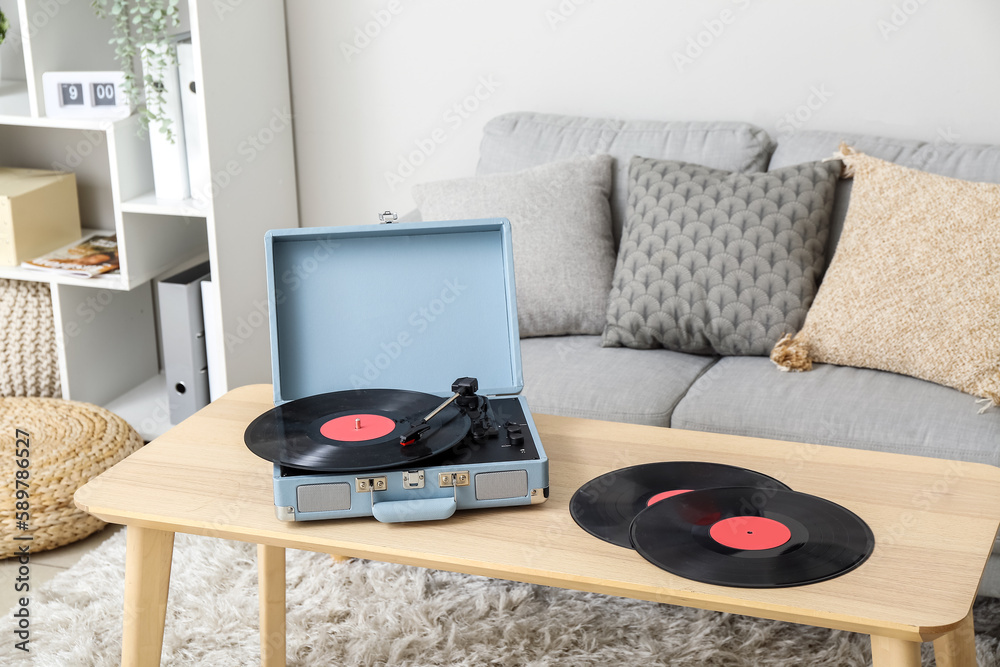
xmin=75 ymin=489 xmax=974 ymax=643
xmin=544 ymin=413 xmax=1000 ymax=483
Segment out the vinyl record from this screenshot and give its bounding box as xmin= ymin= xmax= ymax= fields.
xmin=244 ymin=388 xmax=471 ymax=472
xmin=570 ymin=462 xmax=791 ymax=548
xmin=629 ymin=487 xmax=875 ymax=588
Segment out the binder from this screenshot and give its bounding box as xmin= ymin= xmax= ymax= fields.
xmin=157 ymin=261 xmax=211 ymax=424
xmin=200 ymin=279 xmax=226 ymax=402
xmin=142 ymin=39 xmax=190 ymax=200
xmin=176 ymin=42 xmax=211 ymax=201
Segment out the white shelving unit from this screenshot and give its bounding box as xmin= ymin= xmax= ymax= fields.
xmin=0 ymin=1 xmax=299 ymax=439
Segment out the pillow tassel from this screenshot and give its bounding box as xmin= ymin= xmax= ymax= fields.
xmin=976 ymin=395 xmax=999 ymax=414
xmin=833 ymin=141 xmax=856 ymax=158
xmin=822 ymin=142 xmax=856 ymax=178
xmin=770 ymin=334 xmax=812 ymax=372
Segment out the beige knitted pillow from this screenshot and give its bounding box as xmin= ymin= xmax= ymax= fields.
xmin=0 ymin=279 xmax=61 ymax=398
xmin=770 ymin=147 xmax=1000 ymax=411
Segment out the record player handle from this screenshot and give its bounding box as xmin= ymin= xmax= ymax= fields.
xmin=371 ymin=496 xmax=457 ymax=523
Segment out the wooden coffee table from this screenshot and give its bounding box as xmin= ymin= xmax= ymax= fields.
xmin=75 ymin=384 xmax=1000 ymax=667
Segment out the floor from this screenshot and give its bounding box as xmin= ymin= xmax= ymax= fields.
xmin=0 ymin=524 xmax=121 ymax=612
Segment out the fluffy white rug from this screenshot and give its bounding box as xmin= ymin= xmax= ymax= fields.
xmin=2 ymin=530 xmax=998 ymax=666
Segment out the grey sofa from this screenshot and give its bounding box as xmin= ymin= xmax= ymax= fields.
xmin=416 ymin=112 xmax=1000 ymax=596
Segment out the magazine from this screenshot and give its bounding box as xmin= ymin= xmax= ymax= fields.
xmin=21 ymin=233 xmax=120 ymax=278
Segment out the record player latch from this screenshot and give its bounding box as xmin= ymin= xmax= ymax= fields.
xmin=402 ymin=470 xmax=425 ymax=490
xmin=355 ymin=476 xmax=387 ymax=493
xmin=439 ymin=471 xmax=470 ymax=487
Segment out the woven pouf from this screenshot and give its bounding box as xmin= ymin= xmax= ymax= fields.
xmin=0 ymin=397 xmax=142 ymax=558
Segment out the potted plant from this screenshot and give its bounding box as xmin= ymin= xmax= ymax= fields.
xmin=0 ymin=8 xmax=8 ymax=47
xmin=91 ymin=0 xmax=181 ymax=141
xmin=0 ymin=7 xmax=9 ymax=82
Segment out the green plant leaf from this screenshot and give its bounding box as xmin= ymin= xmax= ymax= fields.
xmin=92 ymin=0 xmax=182 ymax=143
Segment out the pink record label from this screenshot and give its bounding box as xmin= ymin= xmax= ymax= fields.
xmin=320 ymin=414 xmax=396 ymax=441
xmin=709 ymin=516 xmax=792 ymax=551
xmin=646 ymin=489 xmax=694 ymax=506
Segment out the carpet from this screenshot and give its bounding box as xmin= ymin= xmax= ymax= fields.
xmin=2 ymin=530 xmax=998 ymax=666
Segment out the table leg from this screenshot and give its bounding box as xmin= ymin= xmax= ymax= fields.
xmin=870 ymin=635 xmax=921 ymax=667
xmin=933 ymin=611 xmax=977 ymax=667
xmin=329 ymin=554 xmax=350 ymax=563
xmin=122 ymin=526 xmax=175 ymax=667
xmin=257 ymin=544 xmax=286 ymax=667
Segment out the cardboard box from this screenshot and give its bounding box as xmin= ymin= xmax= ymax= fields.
xmin=0 ymin=167 xmax=82 ymax=267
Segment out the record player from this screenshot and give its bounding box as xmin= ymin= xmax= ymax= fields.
xmin=248 ymin=217 xmax=549 ymax=523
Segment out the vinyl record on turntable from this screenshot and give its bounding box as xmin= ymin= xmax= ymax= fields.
xmin=629 ymin=487 xmax=875 ymax=588
xmin=570 ymin=462 xmax=791 ymax=548
xmin=244 ymin=388 xmax=471 ymax=472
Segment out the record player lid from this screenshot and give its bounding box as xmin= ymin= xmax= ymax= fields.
xmin=264 ymin=218 xmax=523 ymax=405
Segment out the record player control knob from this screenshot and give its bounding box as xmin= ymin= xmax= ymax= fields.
xmin=506 ymin=424 xmax=524 ymax=446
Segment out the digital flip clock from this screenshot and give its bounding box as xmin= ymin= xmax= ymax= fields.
xmin=42 ymin=71 xmax=132 ymax=120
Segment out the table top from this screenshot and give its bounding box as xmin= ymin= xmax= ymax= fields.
xmin=75 ymin=384 xmax=1000 ymax=642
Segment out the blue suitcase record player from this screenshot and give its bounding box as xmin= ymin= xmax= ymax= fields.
xmin=245 ymin=217 xmax=549 ymax=523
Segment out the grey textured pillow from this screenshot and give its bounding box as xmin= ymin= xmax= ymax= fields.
xmin=413 ymin=155 xmax=615 ymax=338
xmin=603 ymin=157 xmax=840 ymax=355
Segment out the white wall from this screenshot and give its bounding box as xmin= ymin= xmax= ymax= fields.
xmin=285 ymin=0 xmax=1000 ymax=228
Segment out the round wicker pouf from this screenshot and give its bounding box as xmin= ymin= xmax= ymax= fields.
xmin=0 ymin=397 xmax=142 ymax=558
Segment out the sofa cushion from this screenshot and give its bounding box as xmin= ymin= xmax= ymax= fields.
xmin=413 ymin=155 xmax=615 ymax=337
xmin=769 ymin=130 xmax=1000 ymax=267
xmin=519 ymin=335 xmax=716 ymax=427
xmin=671 ymin=357 xmax=1000 ymax=466
xmin=770 ymin=149 xmax=1000 ymax=408
xmin=477 ymin=113 xmax=774 ymax=245
xmin=603 ymin=157 xmax=840 ymax=357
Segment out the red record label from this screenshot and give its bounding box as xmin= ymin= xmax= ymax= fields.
xmin=709 ymin=516 xmax=791 ymax=551
xmin=320 ymin=414 xmax=396 ymax=442
xmin=646 ymin=489 xmax=693 ymax=506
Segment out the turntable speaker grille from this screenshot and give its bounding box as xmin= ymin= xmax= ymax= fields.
xmin=297 ymin=482 xmax=351 ymax=513
xmin=475 ymin=470 xmax=528 ymax=500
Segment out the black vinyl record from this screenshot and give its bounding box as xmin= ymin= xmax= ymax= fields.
xmin=629 ymin=487 xmax=875 ymax=588
xmin=570 ymin=462 xmax=791 ymax=548
xmin=244 ymin=388 xmax=471 ymax=472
